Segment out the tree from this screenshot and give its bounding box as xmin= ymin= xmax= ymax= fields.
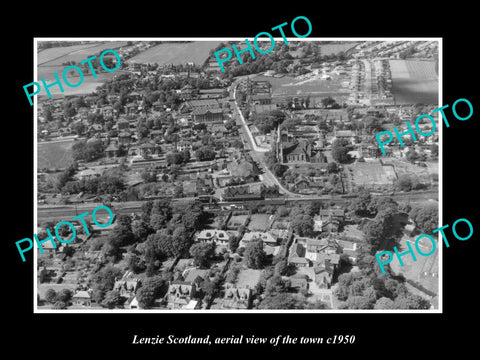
xmin=166 ymin=151 xmax=184 ymax=165
xmin=272 ymin=163 xmax=288 ymax=177
xmin=409 ymin=205 xmax=438 ymax=234
xmin=90 ymin=265 xmax=122 ymax=295
xmin=171 ymin=226 xmax=193 ymax=257
xmin=265 ymin=275 xmax=289 ymax=295
xmin=195 ymin=147 xmax=216 ymax=161
xmin=45 ymin=289 xmax=57 ymax=304
xmin=346 ymin=295 xmax=373 ymax=309
xmin=101 ymin=290 xmax=123 ymax=308
xmin=136 ymin=276 xmax=167 ymax=309
xmin=53 ymin=301 xmax=67 ymax=309
xmin=131 ymin=220 xmax=152 ymax=241
xmin=405 ymin=149 xmax=419 ymax=163
xmin=125 ymin=253 xmax=146 ymax=274
xmin=394 ymin=294 xmax=430 ymax=309
xmin=55 ymin=288 xmax=73 ymax=303
xmin=327 ymin=162 xmax=338 ymax=173
xmin=63 ymin=101 xmax=77 ymax=118
xmin=331 ymin=138 xmax=352 ymax=163
xmin=141 ymin=168 xmax=158 ymax=183
xmin=189 ymin=242 xmax=216 ymax=268
xmin=374 ymin=297 xmax=395 ymax=309
xmin=321 ymin=96 xmax=337 ymax=109
xmin=244 ymin=240 xmax=266 ymax=269
xmin=72 ymin=140 xmax=105 ymax=162
xmin=258 ymin=293 xmax=303 ymax=309
xmin=253 ymin=110 xmax=286 ymax=134
xmin=290 ymin=214 xmax=314 ymax=236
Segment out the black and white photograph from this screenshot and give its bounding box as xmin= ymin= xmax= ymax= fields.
xmin=5 ymin=5 xmax=478 ymax=357
xmin=33 ymin=38 xmax=441 ymax=313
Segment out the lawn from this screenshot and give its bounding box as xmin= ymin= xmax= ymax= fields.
xmin=37 ymin=139 xmax=75 ymax=170
xmin=128 ymin=41 xmax=223 ymax=65
xmin=389 ymin=232 xmax=439 ymax=296
xmin=389 ymin=60 xmax=438 ymax=105
xmin=247 ymin=214 xmax=273 ymax=231
xmin=236 ymin=268 xmax=262 ymax=288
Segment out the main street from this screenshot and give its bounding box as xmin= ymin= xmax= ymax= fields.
xmin=232 ymin=82 xmax=301 ymax=197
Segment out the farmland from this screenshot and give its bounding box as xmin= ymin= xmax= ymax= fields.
xmin=389 ymin=60 xmax=438 ymax=105
xmin=128 ymin=41 xmax=223 ymax=65
xmin=318 ymin=42 xmax=360 ymax=55
xmin=37 ymin=41 xmax=129 ymax=97
xmin=37 ymin=139 xmax=75 ymax=170
xmin=38 ymin=41 xmax=127 ymax=66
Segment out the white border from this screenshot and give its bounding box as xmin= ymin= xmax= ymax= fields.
xmin=33 ymin=37 xmax=442 ymax=314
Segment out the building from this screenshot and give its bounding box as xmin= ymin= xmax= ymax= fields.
xmin=72 ymin=291 xmax=91 ymax=306
xmin=221 ymin=284 xmax=252 ymax=309
xmin=192 ymin=108 xmax=224 ymax=123
xmin=164 ymin=280 xmax=197 ymax=309
xmin=105 ymin=142 xmax=120 ymax=158
xmin=240 ymin=231 xmax=277 ymax=248
xmin=195 ymin=230 xmax=231 ymax=246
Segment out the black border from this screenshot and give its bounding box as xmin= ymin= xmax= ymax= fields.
xmin=6 ymin=5 xmax=478 ymax=356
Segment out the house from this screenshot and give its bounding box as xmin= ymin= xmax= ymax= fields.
xmin=248 ymin=94 xmax=272 ymax=105
xmin=164 ymin=280 xmax=197 ymax=309
xmin=222 ymin=186 xmax=261 ymax=202
xmin=337 ymin=239 xmax=359 ymax=264
xmin=335 ymin=130 xmax=358 ymax=144
xmin=180 ymin=84 xmax=199 ymax=100
xmin=294 ymin=176 xmax=310 ymax=190
xmin=72 ymin=291 xmax=91 ymax=306
xmin=113 ymin=279 xmax=140 ymax=298
xmin=118 ymin=131 xmax=132 ymax=145
xmin=100 ymin=106 xmax=114 ymax=118
xmin=192 ymin=108 xmax=224 ymax=123
xmin=117 ymin=118 xmax=130 ymax=130
xmin=196 ymin=230 xmax=231 ymax=246
xmin=240 ymin=231 xmax=277 ymax=248
xmin=87 ymin=124 xmax=103 ymax=134
xmin=139 ymin=142 xmax=161 ymax=157
xmin=105 ymin=142 xmax=120 ymax=158
xmin=125 ymin=296 xmax=139 ymax=309
xmin=305 ymin=238 xmax=339 ymax=255
xmin=314 ymin=255 xmax=339 ymax=289
xmin=289 ymin=274 xmax=309 ymax=291
xmin=221 ymin=284 xmax=252 ymax=309
xmin=280 ymin=139 xmax=312 ymax=163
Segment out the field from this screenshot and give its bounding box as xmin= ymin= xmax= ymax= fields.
xmin=318 ymin=42 xmax=360 ymax=55
xmin=348 ymin=161 xmax=397 ymax=186
xmin=128 ymin=41 xmax=223 ymax=65
xmin=253 ymin=74 xmax=350 ymax=105
xmin=37 ymin=139 xmax=75 ymax=170
xmin=38 ymin=41 xmax=128 ymax=66
xmin=390 ymin=231 xmax=439 ymax=296
xmin=389 ymin=60 xmax=438 ymax=105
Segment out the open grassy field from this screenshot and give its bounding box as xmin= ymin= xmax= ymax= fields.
xmin=38 ymin=41 xmax=127 ymax=66
xmin=390 ymin=232 xmax=439 ymax=296
xmin=128 ymin=41 xmax=223 ymax=65
xmin=36 ymin=69 xmax=131 ymax=98
xmin=37 ymin=139 xmax=75 ymax=170
xmin=318 ymin=42 xmax=360 ymax=55
xmin=389 ymin=60 xmax=438 ymax=105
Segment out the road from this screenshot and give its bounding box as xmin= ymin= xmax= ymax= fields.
xmin=232 ymin=81 xmax=301 ymax=197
